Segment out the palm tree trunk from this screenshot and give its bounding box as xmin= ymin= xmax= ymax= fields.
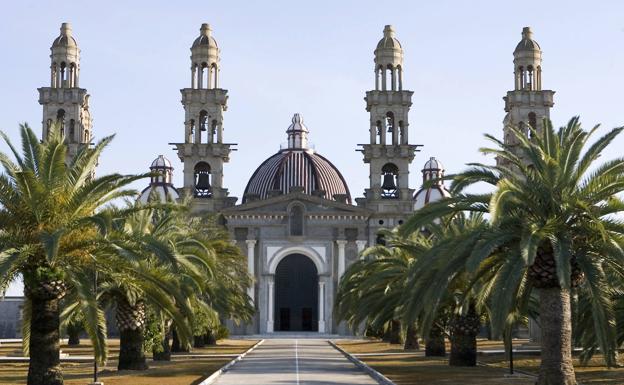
xmin=116 ymin=298 xmax=148 ymax=370
xmin=153 ymin=325 xmax=171 ymax=361
xmin=204 ymin=330 xmax=217 ymax=346
xmin=193 ymin=335 xmax=205 ymax=348
xmin=171 ymin=327 xmax=190 ymax=352
xmin=26 ymin=284 xmax=65 ymax=385
xmin=449 ymin=307 xmax=480 ymax=367
xmin=536 ymin=287 xmax=576 ymax=385
xmin=385 ymin=320 xmax=402 ymax=344
xmin=66 ymin=323 xmax=81 ymax=346
xmin=425 ymin=323 xmax=446 ymax=357
xmin=404 ymin=323 xmax=420 ymax=350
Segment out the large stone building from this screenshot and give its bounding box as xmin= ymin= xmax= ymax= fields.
xmin=0 ymin=23 xmax=552 ymax=338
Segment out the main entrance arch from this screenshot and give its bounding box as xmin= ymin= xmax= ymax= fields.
xmin=274 ymin=254 xmax=318 ymax=331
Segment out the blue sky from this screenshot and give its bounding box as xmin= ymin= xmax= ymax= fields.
xmin=2 ymin=1 xmax=624 ymax=295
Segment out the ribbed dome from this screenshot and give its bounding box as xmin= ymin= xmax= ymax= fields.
xmin=192 ymin=23 xmax=218 ymax=49
xmin=376 ymin=25 xmax=402 ymax=50
xmin=243 ymin=114 xmax=351 ymax=204
xmin=414 ymin=157 xmax=451 ymax=211
xmin=151 ymin=154 xmax=173 ymax=169
xmin=514 ymin=27 xmax=541 ymax=53
xmin=52 ymin=23 xmax=78 ymax=48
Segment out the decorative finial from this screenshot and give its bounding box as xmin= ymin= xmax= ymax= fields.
xmin=292 ymin=113 xmax=303 ymax=124
xmin=383 ymin=25 xmax=395 ymax=38
xmin=200 ymin=23 xmax=211 ymax=37
xmin=521 ymin=26 xmax=533 ymax=40
xmin=60 ymin=22 xmax=72 ymax=36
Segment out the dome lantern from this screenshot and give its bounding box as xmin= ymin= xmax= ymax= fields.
xmin=413 ymin=157 xmax=451 ymax=210
xmin=286 ymin=113 xmax=309 ymax=149
xmin=138 ymin=155 xmax=180 ymax=204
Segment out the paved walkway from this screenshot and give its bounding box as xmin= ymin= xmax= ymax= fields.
xmin=213 ymin=339 xmax=379 ymax=385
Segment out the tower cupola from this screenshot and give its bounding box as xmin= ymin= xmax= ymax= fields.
xmin=513 ymin=27 xmax=542 ymax=91
xmin=414 ymin=157 xmax=451 ymax=210
xmin=50 ymin=22 xmax=80 ymax=88
xmin=421 ymin=157 xmax=445 ymax=184
xmin=190 ymin=23 xmax=220 ymax=89
xmin=374 ymin=25 xmax=404 ymax=91
xmin=286 ymin=113 xmax=309 ymax=149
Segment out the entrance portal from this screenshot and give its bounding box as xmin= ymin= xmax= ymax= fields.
xmin=274 ymin=254 xmax=318 ymax=331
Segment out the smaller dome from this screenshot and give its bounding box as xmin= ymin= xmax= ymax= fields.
xmin=138 ymin=155 xmax=179 ymax=204
xmin=192 ymin=23 xmax=218 ymax=49
xmin=52 ymin=23 xmax=78 ymax=48
xmin=514 ymin=27 xmax=541 ymax=53
xmin=138 ymin=185 xmax=180 ymax=205
xmin=414 ymin=157 xmax=451 ymax=211
xmin=376 ymin=25 xmax=402 ymax=50
xmin=150 ymin=155 xmax=173 ymax=169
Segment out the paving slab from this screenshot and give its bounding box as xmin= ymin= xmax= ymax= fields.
xmin=212 ymin=338 xmax=379 ymax=385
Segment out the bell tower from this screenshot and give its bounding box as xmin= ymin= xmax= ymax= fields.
xmin=171 ymin=23 xmax=236 ymax=212
xmin=38 ymin=22 xmax=93 ymax=163
xmin=356 ymin=25 xmax=420 ymax=243
xmin=500 ymin=27 xmax=555 ymax=165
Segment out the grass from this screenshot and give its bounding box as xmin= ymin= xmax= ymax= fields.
xmin=0 ymin=339 xmax=257 ymax=385
xmin=337 ymin=339 xmax=624 ymax=385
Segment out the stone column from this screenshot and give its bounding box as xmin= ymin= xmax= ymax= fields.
xmin=356 ymin=240 xmax=368 ymax=254
xmin=336 ymin=240 xmax=347 ymax=283
xmin=267 ymin=277 xmax=274 ymax=333
xmin=318 ymin=280 xmax=326 ymax=333
xmin=245 ymin=239 xmax=256 ymax=302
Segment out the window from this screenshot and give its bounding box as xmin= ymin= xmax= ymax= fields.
xmin=289 ymin=205 xmax=304 ymax=236
xmin=381 ymin=163 xmax=399 ymax=199
xmin=194 ymin=162 xmax=212 ymax=198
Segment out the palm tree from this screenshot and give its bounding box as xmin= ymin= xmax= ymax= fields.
xmin=0 ymin=124 xmax=145 ymax=385
xmin=403 ymin=214 xmax=489 ymax=366
xmin=402 ymin=117 xmax=624 ymax=384
xmin=336 ymin=228 xmax=430 ymax=350
xmin=98 ymin=204 xmax=215 ymax=370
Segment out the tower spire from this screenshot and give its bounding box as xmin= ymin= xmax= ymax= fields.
xmin=357 ymin=25 xmax=420 ymax=243
xmin=39 ymin=22 xmax=93 ymax=164
xmin=172 ymin=23 xmax=236 ymax=212
xmin=500 ymin=26 xmax=555 ymax=166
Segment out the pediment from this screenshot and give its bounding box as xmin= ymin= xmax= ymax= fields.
xmin=221 ymin=192 xmax=371 ymax=218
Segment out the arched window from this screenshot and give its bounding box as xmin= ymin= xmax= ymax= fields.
xmin=56 ymin=109 xmax=66 ymax=136
xmin=385 ymin=111 xmax=395 ymax=145
xmin=211 ymin=63 xmax=218 ymax=88
xmin=188 ymin=119 xmax=196 ymax=143
xmin=381 ymin=163 xmax=399 ymax=199
xmin=200 ymin=63 xmax=209 ymax=88
xmin=69 ymin=119 xmax=75 ymax=141
xmin=528 ymin=112 xmax=537 ymax=140
xmin=199 ymin=110 xmax=208 ymax=143
xmin=527 ymin=65 xmax=534 ymax=90
xmin=289 ymin=205 xmax=304 ymax=236
xmin=376 ymin=120 xmax=382 ymax=144
xmin=398 ymin=121 xmax=406 ymax=144
xmin=194 ymin=162 xmax=212 ymax=198
xmin=60 ymin=62 xmax=67 ymax=86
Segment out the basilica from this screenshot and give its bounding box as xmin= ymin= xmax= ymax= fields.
xmin=28 ymin=22 xmax=553 ymax=337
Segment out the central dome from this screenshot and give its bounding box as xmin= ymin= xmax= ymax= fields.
xmin=243 ymin=114 xmax=351 ymax=204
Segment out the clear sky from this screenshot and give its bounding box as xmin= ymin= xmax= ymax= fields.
xmin=2 ymin=0 xmax=624 ymax=295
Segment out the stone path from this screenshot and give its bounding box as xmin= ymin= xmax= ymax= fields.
xmin=212 ymin=339 xmax=379 ymax=385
